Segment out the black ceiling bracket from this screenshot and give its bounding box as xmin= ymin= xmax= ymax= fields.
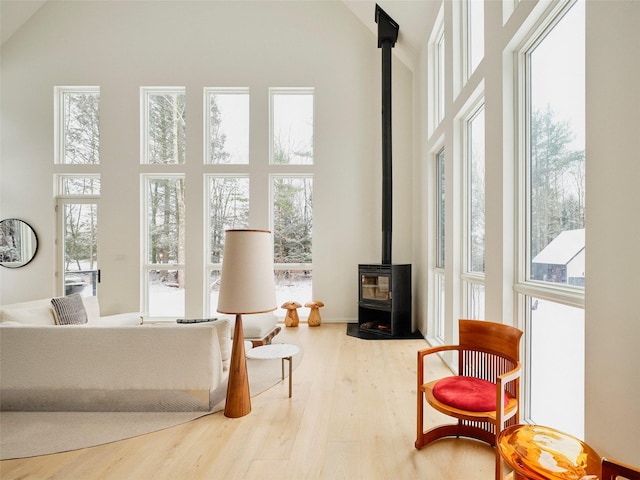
xmin=375 ymin=4 xmax=399 ymax=48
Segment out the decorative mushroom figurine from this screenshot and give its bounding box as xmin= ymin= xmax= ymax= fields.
xmin=305 ymin=300 xmax=324 ymax=327
xmin=282 ymin=301 xmax=301 ymax=327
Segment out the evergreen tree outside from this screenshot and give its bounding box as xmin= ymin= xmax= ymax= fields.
xmin=529 ymin=105 xmax=585 ymax=268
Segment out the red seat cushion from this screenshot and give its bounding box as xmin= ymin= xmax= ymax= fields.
xmin=432 ymin=376 xmax=508 ymax=412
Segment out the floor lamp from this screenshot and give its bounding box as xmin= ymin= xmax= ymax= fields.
xmin=217 ymin=229 xmax=277 ymax=418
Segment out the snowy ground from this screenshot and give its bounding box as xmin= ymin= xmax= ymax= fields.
xmin=147 ymin=278 xmax=312 ymax=319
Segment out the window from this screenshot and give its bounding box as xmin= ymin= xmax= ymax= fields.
xmin=270 ymin=88 xmax=314 ymax=165
xmin=520 ymin=0 xmax=585 ymax=438
xmin=56 ymin=198 xmax=99 ymax=297
xmin=429 ymin=9 xmax=445 ymax=131
xmin=54 ymin=87 xmax=100 ymax=164
xmin=436 ymin=28 xmax=445 ymax=125
xmin=55 ymin=176 xmax=100 ymax=297
xmin=141 ymin=87 xmax=186 ymax=165
xmin=57 ymin=175 xmax=101 ymax=196
xmin=142 ymin=175 xmax=186 ymax=317
xmin=272 ymin=175 xmax=313 ymax=315
xmin=463 ymin=104 xmax=485 ymax=318
xmin=54 ymin=87 xmax=101 ymax=297
xmin=206 ymin=175 xmax=250 ymax=315
xmin=466 ymin=0 xmax=484 ymax=78
xmin=204 ymin=88 xmax=249 ymax=164
xmin=135 ymin=86 xmax=315 ymax=320
xmin=56 ymin=175 xmax=101 ymax=296
xmin=527 ymin=297 xmax=584 ymax=435
xmin=527 ymin=7 xmax=585 ymax=288
xmin=433 ymin=148 xmax=446 ymax=341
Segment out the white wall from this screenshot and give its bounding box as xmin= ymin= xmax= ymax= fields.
xmin=0 ymin=0 xmax=414 ymax=321
xmin=584 ymin=0 xmax=640 ymax=465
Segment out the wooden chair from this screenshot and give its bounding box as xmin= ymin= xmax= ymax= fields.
xmin=601 ymin=457 xmax=640 ymax=480
xmin=415 ymin=319 xmax=523 ymax=480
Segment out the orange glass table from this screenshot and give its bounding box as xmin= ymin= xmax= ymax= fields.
xmin=498 ymin=424 xmax=601 ymax=480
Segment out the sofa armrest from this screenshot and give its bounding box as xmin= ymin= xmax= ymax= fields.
xmin=177 ymin=319 xmax=231 ymax=369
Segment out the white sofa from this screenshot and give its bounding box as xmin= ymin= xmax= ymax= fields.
xmin=0 ymin=297 xmax=232 ymax=412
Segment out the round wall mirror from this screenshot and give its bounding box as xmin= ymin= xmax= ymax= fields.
xmin=0 ymin=218 xmax=39 ymax=268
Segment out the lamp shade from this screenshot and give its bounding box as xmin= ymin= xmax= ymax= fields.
xmin=217 ymin=229 xmax=277 ymax=315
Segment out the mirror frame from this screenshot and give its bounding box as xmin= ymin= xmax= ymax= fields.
xmin=0 ymin=218 xmax=39 ymax=268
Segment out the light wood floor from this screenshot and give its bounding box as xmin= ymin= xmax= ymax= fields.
xmin=0 ymin=323 xmax=496 ymax=480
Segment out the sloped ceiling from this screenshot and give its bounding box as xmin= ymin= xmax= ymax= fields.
xmin=341 ymin=0 xmax=440 ymax=70
xmin=0 ymin=0 xmax=47 ymax=45
xmin=1 ymin=0 xmax=439 ymax=70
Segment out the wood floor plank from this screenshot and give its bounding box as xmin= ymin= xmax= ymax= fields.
xmin=0 ymin=323 xmax=497 ymax=480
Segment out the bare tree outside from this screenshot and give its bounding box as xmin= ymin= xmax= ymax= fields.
xmin=62 ymin=91 xmax=99 ymax=165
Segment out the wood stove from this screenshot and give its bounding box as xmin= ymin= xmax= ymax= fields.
xmin=355 ymin=5 xmax=412 ymax=338
xmin=358 ymin=263 xmax=411 ymax=336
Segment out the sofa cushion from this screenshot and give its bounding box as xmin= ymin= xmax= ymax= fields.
xmin=0 ymin=299 xmax=56 ymax=325
xmin=51 ymin=294 xmax=88 ymax=325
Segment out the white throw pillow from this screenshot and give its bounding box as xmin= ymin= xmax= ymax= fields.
xmin=81 ymin=295 xmax=101 ymax=322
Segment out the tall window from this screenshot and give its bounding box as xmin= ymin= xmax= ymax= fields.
xmin=466 ymin=0 xmax=484 ymax=78
xmin=464 ymin=105 xmax=485 ymax=319
xmin=272 ymin=176 xmax=313 ymax=315
xmin=269 ymin=88 xmax=314 ymax=315
xmin=433 ymin=148 xmax=446 ymax=341
xmin=206 ymin=175 xmax=250 ymax=315
xmin=429 ymin=9 xmax=445 ymax=131
xmin=436 ymin=28 xmax=445 ymax=125
xmin=521 ymin=0 xmax=585 ymax=437
xmin=141 ymin=87 xmax=186 ymax=165
xmin=54 ymin=87 xmax=101 ymax=297
xmin=204 ymin=88 xmax=249 ymax=165
xmin=55 ymin=87 xmax=100 ymax=165
xmin=270 ymin=88 xmax=314 ymax=165
xmin=55 ymin=176 xmax=100 ymax=297
xmin=142 ymin=175 xmax=186 ymax=317
xmin=141 ymin=87 xmax=187 ymax=317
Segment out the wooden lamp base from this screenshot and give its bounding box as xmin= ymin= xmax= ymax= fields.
xmin=224 ymin=314 xmax=251 ymax=418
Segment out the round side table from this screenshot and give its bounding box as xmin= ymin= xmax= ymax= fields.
xmin=246 ymin=343 xmax=300 ymax=398
xmin=498 ymin=424 xmax=601 ymax=480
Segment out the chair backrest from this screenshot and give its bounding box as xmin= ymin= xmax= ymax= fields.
xmin=459 ymin=319 xmax=522 ymax=361
xmin=601 ymin=458 xmax=640 ymax=480
xmin=457 ymin=320 xmax=523 ymax=383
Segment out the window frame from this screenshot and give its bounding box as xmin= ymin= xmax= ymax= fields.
xmin=269 ymin=87 xmax=315 ymax=166
xmin=461 ymin=101 xmax=486 ymax=319
xmin=140 ymin=86 xmax=187 ymax=165
xmin=203 ymin=87 xmax=250 ymax=165
xmin=141 ymin=173 xmax=186 ymax=318
xmin=428 ymin=7 xmax=445 ymax=133
xmin=514 ymin=0 xmax=586 ymax=435
xmin=431 ymin=147 xmax=446 ymax=343
xmin=464 ymin=0 xmax=484 ymax=80
xmin=54 ymin=86 xmax=100 ymax=165
xmin=515 ymin=0 xmax=585 ymax=307
xmin=204 ymin=173 xmax=250 ymax=316
xmin=269 ymin=173 xmax=314 ymax=316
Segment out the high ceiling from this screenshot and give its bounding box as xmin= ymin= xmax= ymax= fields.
xmin=341 ymin=0 xmax=440 ymax=70
xmin=1 ymin=0 xmax=439 ymax=70
xmin=0 ymin=0 xmax=46 ymax=45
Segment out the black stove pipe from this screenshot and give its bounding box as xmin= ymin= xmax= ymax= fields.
xmin=375 ymin=5 xmax=398 ymax=266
